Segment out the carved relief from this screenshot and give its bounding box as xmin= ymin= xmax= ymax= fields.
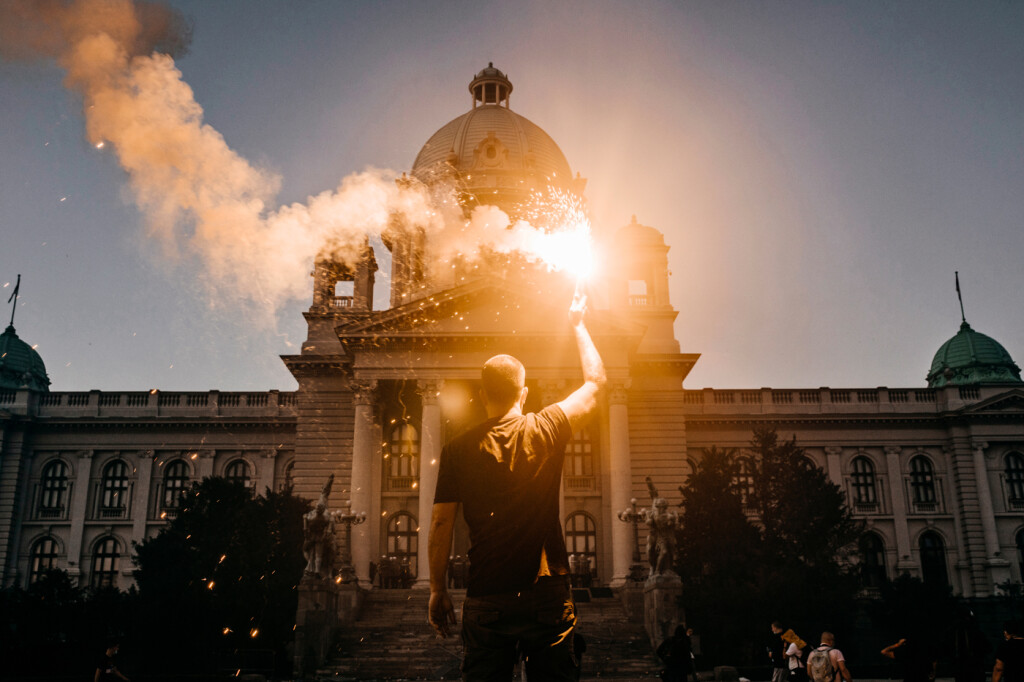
xmin=472 ymin=132 xmax=509 ymax=170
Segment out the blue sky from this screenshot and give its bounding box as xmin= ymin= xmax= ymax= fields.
xmin=2 ymin=0 xmax=1022 ymax=391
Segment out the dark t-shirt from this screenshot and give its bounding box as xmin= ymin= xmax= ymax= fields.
xmin=97 ymin=655 xmax=118 ymax=681
xmin=433 ymin=404 xmax=573 ymax=597
xmin=893 ymin=641 xmax=933 ymax=682
xmin=997 ymin=638 xmax=1024 ymax=682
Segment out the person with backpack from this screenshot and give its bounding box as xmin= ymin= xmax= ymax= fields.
xmin=807 ymin=632 xmax=852 ymax=682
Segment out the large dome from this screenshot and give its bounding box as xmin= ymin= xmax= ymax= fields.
xmin=926 ymin=320 xmax=1023 ymax=388
xmin=0 ymin=325 xmax=50 ymax=392
xmin=411 ymin=64 xmax=577 ymax=211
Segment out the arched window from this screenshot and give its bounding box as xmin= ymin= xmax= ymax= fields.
xmin=919 ymin=531 xmax=949 ymax=588
xmin=281 ymin=461 xmax=295 ymax=491
xmin=565 ymin=512 xmax=598 ymax=586
xmin=100 ymin=459 xmax=130 ymax=517
xmin=224 ymin=459 xmax=251 ymax=489
xmin=858 ymin=533 xmax=887 ymax=588
xmin=909 ymin=456 xmax=936 ymax=508
xmin=91 ymin=537 xmax=120 ymax=589
xmin=1006 ymin=453 xmax=1024 ymax=509
xmin=732 ymin=457 xmax=755 ymax=509
xmin=38 ymin=460 xmax=69 ymax=518
xmin=851 ymin=456 xmax=878 ymax=507
xmin=162 ymin=460 xmax=190 ymax=510
xmin=564 ymin=428 xmax=594 ymax=491
xmin=29 ymin=536 xmax=60 ymax=584
xmin=385 ymin=511 xmax=418 ymax=581
xmin=385 ymin=423 xmax=419 ymax=492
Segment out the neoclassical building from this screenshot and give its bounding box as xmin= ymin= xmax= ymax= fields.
xmin=3 ymin=65 xmax=1024 ymax=601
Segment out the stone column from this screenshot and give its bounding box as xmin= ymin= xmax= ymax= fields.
xmin=258 ymin=449 xmax=276 ymax=494
xmin=350 ymin=380 xmax=377 ymax=586
xmin=415 ymin=379 xmax=442 ymax=588
xmin=943 ymin=445 xmax=974 ymax=597
xmin=196 ymin=449 xmax=215 ymax=480
xmin=884 ymin=446 xmax=915 ymax=572
xmin=66 ymin=450 xmax=94 ymax=584
xmin=131 ymin=450 xmax=154 ymax=548
xmin=972 ymin=440 xmax=1011 ymax=586
xmin=824 ymin=447 xmax=843 ymax=487
xmin=608 ymin=382 xmax=633 ymax=587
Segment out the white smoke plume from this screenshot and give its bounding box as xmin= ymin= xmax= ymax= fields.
xmin=1 ymin=0 xmax=590 ymax=315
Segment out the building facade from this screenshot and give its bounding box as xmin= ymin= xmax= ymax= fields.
xmin=3 ymin=66 xmax=1023 ymax=599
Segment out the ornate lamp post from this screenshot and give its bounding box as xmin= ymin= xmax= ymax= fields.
xmin=336 ymin=500 xmax=367 ymax=584
xmin=617 ymin=497 xmax=646 ymax=581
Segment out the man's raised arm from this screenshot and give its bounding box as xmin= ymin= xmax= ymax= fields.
xmin=557 ymin=288 xmax=607 ymax=431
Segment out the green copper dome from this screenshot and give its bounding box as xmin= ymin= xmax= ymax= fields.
xmin=0 ymin=325 xmax=50 ymax=392
xmin=926 ymin=321 xmax=1022 ymax=388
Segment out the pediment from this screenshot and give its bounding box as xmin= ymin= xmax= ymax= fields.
xmin=335 ymin=277 xmax=643 ymax=342
xmin=960 ymin=388 xmax=1024 ymax=414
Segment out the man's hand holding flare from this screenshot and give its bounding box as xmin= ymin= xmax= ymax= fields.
xmin=569 ymin=280 xmax=587 ymax=327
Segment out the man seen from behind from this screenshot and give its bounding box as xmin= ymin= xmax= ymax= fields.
xmin=427 ymin=287 xmax=606 ymax=681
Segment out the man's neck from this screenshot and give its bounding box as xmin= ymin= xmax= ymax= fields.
xmin=486 ymin=404 xmax=523 ymax=420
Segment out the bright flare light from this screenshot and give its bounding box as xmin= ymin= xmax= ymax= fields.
xmin=517 ymin=188 xmax=597 ymax=281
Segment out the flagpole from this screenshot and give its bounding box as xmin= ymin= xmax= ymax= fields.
xmin=6 ymin=274 xmax=20 ymax=328
xmin=955 ymin=271 xmax=966 ymax=324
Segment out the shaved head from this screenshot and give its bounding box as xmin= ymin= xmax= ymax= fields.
xmin=481 ymin=354 xmax=526 ymax=405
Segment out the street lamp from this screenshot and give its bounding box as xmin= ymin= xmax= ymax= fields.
xmin=617 ymin=497 xmax=646 ymax=581
xmin=336 ymin=500 xmax=367 ymax=584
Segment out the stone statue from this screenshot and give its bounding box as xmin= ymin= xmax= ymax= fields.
xmin=303 ymin=474 xmax=337 ymax=579
xmin=642 ymin=476 xmax=679 ymax=577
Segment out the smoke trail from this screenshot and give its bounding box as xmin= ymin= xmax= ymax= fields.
xmin=2 ymin=0 xmax=590 ymax=315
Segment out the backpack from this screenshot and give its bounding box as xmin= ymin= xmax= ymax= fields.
xmin=806 ymin=646 xmax=835 ymax=682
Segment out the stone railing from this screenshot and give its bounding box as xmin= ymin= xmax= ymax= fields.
xmin=10 ymin=390 xmax=300 ymax=418
xmin=678 ymin=385 xmax=994 ymax=415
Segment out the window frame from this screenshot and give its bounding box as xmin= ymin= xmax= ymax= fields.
xmin=29 ymin=536 xmax=60 ymax=584
xmin=91 ymin=536 xmax=120 ymax=589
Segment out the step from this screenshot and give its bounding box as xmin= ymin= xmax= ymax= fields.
xmin=318 ymin=587 xmax=660 ymax=680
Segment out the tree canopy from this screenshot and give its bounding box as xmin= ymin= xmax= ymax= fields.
xmin=675 ymin=427 xmax=863 ymax=665
xmin=133 ymin=477 xmax=309 ymax=676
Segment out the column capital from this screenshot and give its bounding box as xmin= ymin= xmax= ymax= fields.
xmin=971 ymin=440 xmax=989 ymax=453
xmin=415 ymin=379 xmax=443 ymax=406
xmin=76 ymin=449 xmax=94 ymax=460
xmin=609 ymin=381 xmax=631 ymax=405
xmin=884 ymin=446 xmax=903 ymax=456
xmin=351 ymin=379 xmax=378 ymax=406
xmin=261 ymin=448 xmax=277 ymax=460
xmin=135 ymin=449 xmax=155 ymax=460
xmin=824 ymin=446 xmax=843 ymax=457
xmin=196 ymin=449 xmax=216 ymax=459
xmin=537 ymin=379 xmax=568 ymax=405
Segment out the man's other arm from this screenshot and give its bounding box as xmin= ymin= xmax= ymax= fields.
xmin=427 ymin=502 xmax=458 ymax=638
xmin=557 ymin=291 xmax=606 ymax=431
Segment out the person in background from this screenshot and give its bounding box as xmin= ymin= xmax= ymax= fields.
xmin=993 ymin=619 xmax=1024 ymax=682
xmin=95 ymin=641 xmax=130 ymax=682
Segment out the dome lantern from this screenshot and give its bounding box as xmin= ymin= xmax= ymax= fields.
xmin=469 ymin=63 xmax=512 ymax=108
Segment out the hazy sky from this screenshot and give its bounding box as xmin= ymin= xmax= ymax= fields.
xmin=2 ymin=0 xmax=1022 ymax=392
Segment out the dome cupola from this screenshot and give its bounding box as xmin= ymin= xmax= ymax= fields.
xmin=0 ymin=324 xmax=50 ymax=392
xmin=469 ymin=62 xmax=513 ymax=108
xmin=926 ymin=320 xmax=1022 ymax=388
xmin=412 ymin=64 xmax=581 ymax=214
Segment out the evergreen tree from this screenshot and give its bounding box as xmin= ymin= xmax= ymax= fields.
xmin=675 ymin=429 xmax=864 ymax=665
xmin=133 ymin=478 xmax=309 ymax=675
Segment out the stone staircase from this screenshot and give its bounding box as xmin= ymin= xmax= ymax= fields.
xmin=317 ymin=587 xmax=661 ymax=681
